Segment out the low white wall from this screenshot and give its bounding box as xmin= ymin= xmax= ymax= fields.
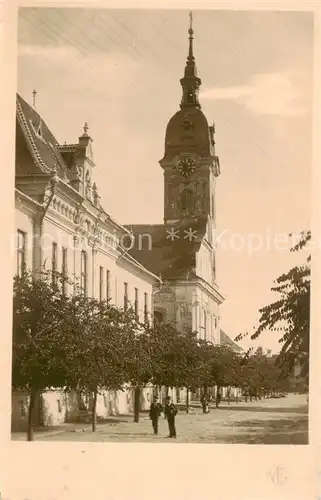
xmin=12 ymin=385 xmax=156 ymax=431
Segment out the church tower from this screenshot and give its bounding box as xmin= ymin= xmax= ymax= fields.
xmin=159 ymin=12 xmax=221 ymax=226
xmin=124 ymin=13 xmax=225 ymax=345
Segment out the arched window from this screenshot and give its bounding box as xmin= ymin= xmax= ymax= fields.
xmin=181 ymin=188 xmax=193 ymax=213
xmin=80 ymin=251 xmax=88 ymax=296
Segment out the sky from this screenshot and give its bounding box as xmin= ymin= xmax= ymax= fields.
xmin=17 ymin=7 xmax=313 ymax=353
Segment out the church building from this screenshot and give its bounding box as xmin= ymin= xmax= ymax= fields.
xmin=126 ymin=15 xmax=224 ymax=344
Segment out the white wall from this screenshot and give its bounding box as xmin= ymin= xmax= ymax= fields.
xmin=195 ymin=241 xmax=215 ymax=285
xmin=116 ymin=264 xmax=152 ymax=322
xmin=15 ymin=198 xmax=154 ymax=313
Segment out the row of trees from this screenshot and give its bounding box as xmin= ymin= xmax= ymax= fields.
xmin=12 ymin=269 xmax=290 ymax=441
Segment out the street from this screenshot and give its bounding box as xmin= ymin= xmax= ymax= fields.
xmin=14 ymin=393 xmax=308 ymax=445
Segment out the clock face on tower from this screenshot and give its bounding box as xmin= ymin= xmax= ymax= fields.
xmin=177 ymin=156 xmax=196 ymax=178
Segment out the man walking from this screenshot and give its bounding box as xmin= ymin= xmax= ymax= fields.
xmin=149 ymin=395 xmax=163 ymax=435
xmin=164 ymin=396 xmax=178 ymax=438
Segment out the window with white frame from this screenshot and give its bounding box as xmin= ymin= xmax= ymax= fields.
xmin=124 ymin=282 xmax=128 ymax=311
xmin=17 ymin=230 xmax=26 ymax=277
xmin=52 ymin=242 xmax=58 ymax=284
xmin=106 ymin=270 xmax=111 ymax=302
xmin=99 ymin=266 xmax=104 ymax=301
xmin=62 ymin=247 xmax=68 ymax=294
xmin=134 ymin=287 xmax=139 ymax=318
xmin=144 ymin=292 xmax=149 ymax=324
xmin=80 ymin=251 xmax=88 ymax=296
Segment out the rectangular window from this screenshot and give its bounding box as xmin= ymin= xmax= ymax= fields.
xmin=124 ymin=282 xmax=128 ymax=311
xmin=17 ymin=230 xmax=26 ymax=277
xmin=57 ymin=400 xmax=62 ymax=413
xmin=203 ymin=310 xmax=207 ymax=340
xmin=144 ymin=292 xmax=148 ymax=324
xmin=134 ymin=288 xmax=139 ymax=318
xmin=80 ymin=251 xmax=88 ymax=296
xmin=52 ymin=242 xmax=58 ymax=284
xmin=99 ymin=266 xmax=104 ymax=301
xmin=106 ymin=270 xmax=111 ymax=302
xmin=62 ymin=247 xmax=67 ymax=294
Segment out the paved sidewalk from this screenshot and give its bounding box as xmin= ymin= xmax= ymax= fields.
xmin=12 ymin=393 xmax=308 ymax=444
xmin=11 ymin=417 xmax=128 ymax=441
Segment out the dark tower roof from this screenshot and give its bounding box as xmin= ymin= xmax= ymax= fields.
xmin=161 ymin=12 xmax=214 ymax=162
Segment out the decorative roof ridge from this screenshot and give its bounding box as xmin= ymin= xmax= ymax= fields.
xmin=47 ymin=142 xmax=69 ymax=182
xmin=16 ymin=97 xmax=51 ymax=173
xmin=124 ymin=223 xmax=165 ymax=229
xmin=57 ymin=144 xmax=78 ymax=152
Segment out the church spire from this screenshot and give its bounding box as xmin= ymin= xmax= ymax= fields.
xmin=186 ymin=12 xmax=196 ymax=75
xmin=180 ymin=11 xmax=202 ymax=109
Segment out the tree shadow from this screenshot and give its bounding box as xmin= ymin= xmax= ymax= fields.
xmin=217 ymin=416 xmax=308 ymax=445
xmin=215 ymin=405 xmax=308 ymax=414
xmin=96 ymin=417 xmax=129 ymax=424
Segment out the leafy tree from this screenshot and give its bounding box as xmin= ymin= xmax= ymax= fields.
xmin=13 ymin=269 xmax=145 ymax=436
xmin=236 ymin=231 xmax=310 ymax=383
xmin=148 ymin=323 xmax=201 ymax=412
xmin=208 ymin=345 xmax=241 ymax=407
xmin=12 ymin=269 xmax=71 ymax=441
xmin=61 ymin=295 xmax=133 ymax=432
xmin=196 ymin=340 xmax=216 ymax=399
xmin=122 ymin=314 xmax=153 ymax=423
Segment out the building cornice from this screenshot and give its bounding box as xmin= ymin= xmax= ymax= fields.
xmin=15 ymin=188 xmax=43 ymax=219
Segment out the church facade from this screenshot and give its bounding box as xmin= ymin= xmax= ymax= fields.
xmin=126 ymin=17 xmax=224 ymax=344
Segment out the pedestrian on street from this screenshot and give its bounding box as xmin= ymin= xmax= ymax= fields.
xmin=201 ymin=393 xmax=210 ymax=413
xmin=149 ymin=395 xmax=163 ymax=435
xmin=164 ymin=396 xmax=178 ymax=438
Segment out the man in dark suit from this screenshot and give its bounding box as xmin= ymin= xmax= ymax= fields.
xmin=149 ymin=395 xmax=163 ymax=435
xmin=164 ymin=396 xmax=178 ymax=438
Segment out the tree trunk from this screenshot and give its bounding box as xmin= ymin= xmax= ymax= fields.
xmin=215 ymin=385 xmax=221 ymax=408
xmin=133 ymin=386 xmax=140 ymax=423
xmin=91 ymin=389 xmax=98 ymax=432
xmin=27 ymin=388 xmax=37 ymax=442
xmin=186 ymin=388 xmax=190 ymax=414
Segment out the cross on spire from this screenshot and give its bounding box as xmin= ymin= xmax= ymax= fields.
xmin=187 ymin=11 xmax=195 ymax=63
xmin=189 ymin=11 xmax=193 ymax=34
xmin=32 ymin=89 xmax=37 ymax=108
xmin=180 ymin=11 xmax=202 ymax=109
